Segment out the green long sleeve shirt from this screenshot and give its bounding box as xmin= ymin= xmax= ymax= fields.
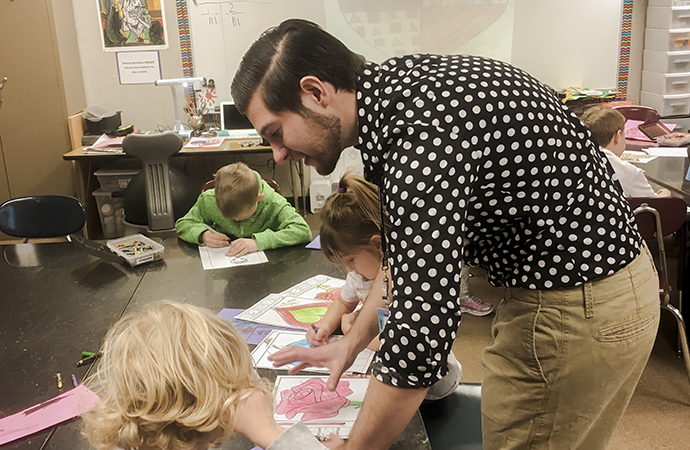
xmin=175 ymin=174 xmax=312 ymax=251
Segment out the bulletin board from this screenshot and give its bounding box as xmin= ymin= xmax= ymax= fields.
xmin=174 ymin=0 xmax=629 ymax=104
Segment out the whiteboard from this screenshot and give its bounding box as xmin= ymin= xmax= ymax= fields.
xmin=186 ymin=0 xmax=623 ymax=103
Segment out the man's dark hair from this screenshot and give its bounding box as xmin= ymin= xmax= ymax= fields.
xmin=231 ymin=19 xmax=366 ymax=115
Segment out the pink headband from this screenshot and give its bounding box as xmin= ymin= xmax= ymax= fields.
xmin=337 ymin=186 xmax=346 ymax=193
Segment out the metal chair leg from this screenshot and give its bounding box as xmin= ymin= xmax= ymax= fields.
xmin=638 ymin=203 xmax=690 ymax=386
xmin=661 ymin=302 xmax=690 ymax=384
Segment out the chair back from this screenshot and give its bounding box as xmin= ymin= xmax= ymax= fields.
xmin=0 ymin=195 xmax=85 ymax=239
xmin=123 ymin=132 xmax=183 ymax=231
xmin=201 ymin=177 xmax=281 ymax=195
xmin=612 ymin=105 xmax=660 ymax=124
xmin=627 ymin=196 xmax=687 ymax=240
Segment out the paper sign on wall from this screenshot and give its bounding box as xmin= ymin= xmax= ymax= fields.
xmin=116 ymin=51 xmax=162 ymax=84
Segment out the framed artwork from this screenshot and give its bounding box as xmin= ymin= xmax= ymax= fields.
xmin=97 ymin=0 xmax=168 ymax=51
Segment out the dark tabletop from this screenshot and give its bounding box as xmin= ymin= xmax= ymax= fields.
xmin=0 ymin=239 xmax=430 ymax=450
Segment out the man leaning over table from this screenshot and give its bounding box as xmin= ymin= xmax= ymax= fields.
xmin=231 ymin=19 xmax=660 ymax=450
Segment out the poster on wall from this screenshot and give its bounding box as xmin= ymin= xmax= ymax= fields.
xmin=97 ymin=0 xmax=169 ymax=51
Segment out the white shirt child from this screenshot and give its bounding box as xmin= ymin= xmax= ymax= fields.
xmin=340 ymin=271 xmax=375 ymax=304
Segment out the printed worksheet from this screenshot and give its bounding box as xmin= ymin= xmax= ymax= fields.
xmin=273 ymin=375 xmax=371 ymax=439
xmin=198 ymin=246 xmax=268 ymax=270
xmin=251 ymin=330 xmax=375 ymax=375
xmin=236 ymin=275 xmax=346 ymax=329
xmin=278 ymin=274 xmax=346 ymax=301
xmin=236 ymin=294 xmax=331 ymax=329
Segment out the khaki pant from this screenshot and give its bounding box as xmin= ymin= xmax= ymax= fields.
xmin=481 ymin=244 xmax=660 ymax=450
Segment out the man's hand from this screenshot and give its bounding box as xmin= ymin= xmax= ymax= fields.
xmin=226 ymin=238 xmax=258 ymax=257
xmin=202 ymin=230 xmax=230 ymax=248
xmin=268 ymin=337 xmax=358 ymax=390
xmin=657 ymin=188 xmax=672 ymax=197
xmin=233 ymin=389 xmax=284 ymax=449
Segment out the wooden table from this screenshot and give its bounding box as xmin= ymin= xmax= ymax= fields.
xmin=63 ymin=139 xmax=307 ymax=239
xmin=0 ymin=239 xmax=430 ymax=450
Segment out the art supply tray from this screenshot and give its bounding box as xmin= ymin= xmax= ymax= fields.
xmin=106 ymin=234 xmax=164 ymax=267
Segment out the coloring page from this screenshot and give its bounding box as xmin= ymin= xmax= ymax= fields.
xmin=251 ymin=330 xmax=374 ymax=375
xmin=273 ymin=375 xmax=370 ymax=439
xmin=198 ymin=247 xmax=268 ymax=270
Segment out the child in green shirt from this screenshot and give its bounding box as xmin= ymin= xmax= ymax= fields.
xmin=175 ymin=162 xmax=311 ymax=256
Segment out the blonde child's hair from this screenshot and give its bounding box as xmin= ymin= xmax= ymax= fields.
xmin=213 ymin=162 xmax=260 ymax=219
xmin=82 ymin=301 xmax=268 ymax=450
xmin=580 ymin=105 xmax=626 ymax=148
xmin=319 ymin=171 xmax=390 ymax=263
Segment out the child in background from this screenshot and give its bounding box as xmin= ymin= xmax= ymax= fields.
xmin=175 ymin=162 xmax=311 ymax=257
xmin=581 ymin=105 xmax=671 ymax=198
xmin=81 ymin=301 xmax=332 ymax=450
xmin=306 ymin=172 xmax=462 ymax=400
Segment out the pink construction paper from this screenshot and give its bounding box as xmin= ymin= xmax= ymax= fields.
xmin=625 ymin=119 xmax=677 ymax=142
xmin=0 ymin=385 xmax=100 ymax=446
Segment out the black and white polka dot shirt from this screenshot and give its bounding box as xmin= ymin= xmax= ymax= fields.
xmin=354 ymin=54 xmax=643 ymax=389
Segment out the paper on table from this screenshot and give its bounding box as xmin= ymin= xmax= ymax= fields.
xmin=183 ymin=137 xmax=226 ymax=148
xmin=251 ymin=330 xmax=375 ymax=374
xmin=273 ymin=375 xmax=371 ymax=439
xmin=0 ymin=385 xmax=99 ymax=446
xmin=217 ymin=308 xmax=297 ymax=345
xmin=198 ymin=246 xmax=268 ymax=270
xmin=625 ymin=119 xmax=676 ymax=142
xmin=306 ymin=235 xmax=321 ymax=249
xmin=645 ymin=147 xmax=688 ymax=157
xmin=620 ymin=151 xmax=657 ymax=164
xmin=84 ymin=134 xmax=124 ymax=153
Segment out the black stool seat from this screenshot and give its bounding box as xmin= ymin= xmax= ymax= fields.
xmin=419 ymin=383 xmax=482 ymax=450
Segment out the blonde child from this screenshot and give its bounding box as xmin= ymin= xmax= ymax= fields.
xmin=175 ymin=162 xmax=312 ymax=257
xmin=306 ymin=172 xmax=462 ymax=400
xmin=81 ymin=302 xmax=332 ymax=450
xmin=581 ymin=105 xmax=671 ymax=198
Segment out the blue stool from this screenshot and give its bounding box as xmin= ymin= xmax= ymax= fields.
xmin=419 ymin=383 xmax=482 ymax=450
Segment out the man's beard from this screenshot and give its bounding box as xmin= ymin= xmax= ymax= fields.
xmin=302 ymin=109 xmax=343 ymax=175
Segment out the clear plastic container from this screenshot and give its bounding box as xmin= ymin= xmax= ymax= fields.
xmin=644 ymin=49 xmax=690 ymax=73
xmin=641 ymin=90 xmax=690 ymax=116
xmin=94 ymin=168 xmax=139 ymax=192
xmin=106 ymin=234 xmax=164 ymax=267
xmin=647 ymin=6 xmax=690 ymax=29
xmin=642 ymin=70 xmax=690 ymax=94
xmin=92 ymin=189 xmax=125 ymax=239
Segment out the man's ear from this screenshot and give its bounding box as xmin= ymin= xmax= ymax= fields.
xmin=299 ymin=76 xmax=331 ymax=110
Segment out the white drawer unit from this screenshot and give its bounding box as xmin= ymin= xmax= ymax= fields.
xmin=645 ymin=27 xmax=690 ymax=52
xmin=644 ymin=49 xmax=690 ymax=73
xmin=647 ymin=6 xmax=690 ymax=29
xmin=642 ymin=70 xmax=690 ymax=94
xmin=649 ymin=0 xmax=690 ymax=6
xmin=641 ymin=91 xmax=690 ymax=116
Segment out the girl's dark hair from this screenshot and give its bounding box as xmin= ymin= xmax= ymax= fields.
xmin=231 ymin=19 xmax=367 ymax=115
xmin=319 ymin=172 xmax=390 ymax=263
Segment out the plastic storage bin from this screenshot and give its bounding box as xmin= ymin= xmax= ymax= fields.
xmin=107 ymin=234 xmax=164 ymax=267
xmin=649 ymin=0 xmax=690 ymax=6
xmin=94 ymin=167 xmax=139 ymax=192
xmin=93 ymin=189 xmax=125 ymax=239
xmin=646 ymin=27 xmax=690 ymax=51
xmin=642 ymin=70 xmax=690 ymax=94
xmin=641 ymin=90 xmax=690 ymax=116
xmin=644 ymin=49 xmax=690 ymax=73
xmin=647 ymin=6 xmax=690 ymax=29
